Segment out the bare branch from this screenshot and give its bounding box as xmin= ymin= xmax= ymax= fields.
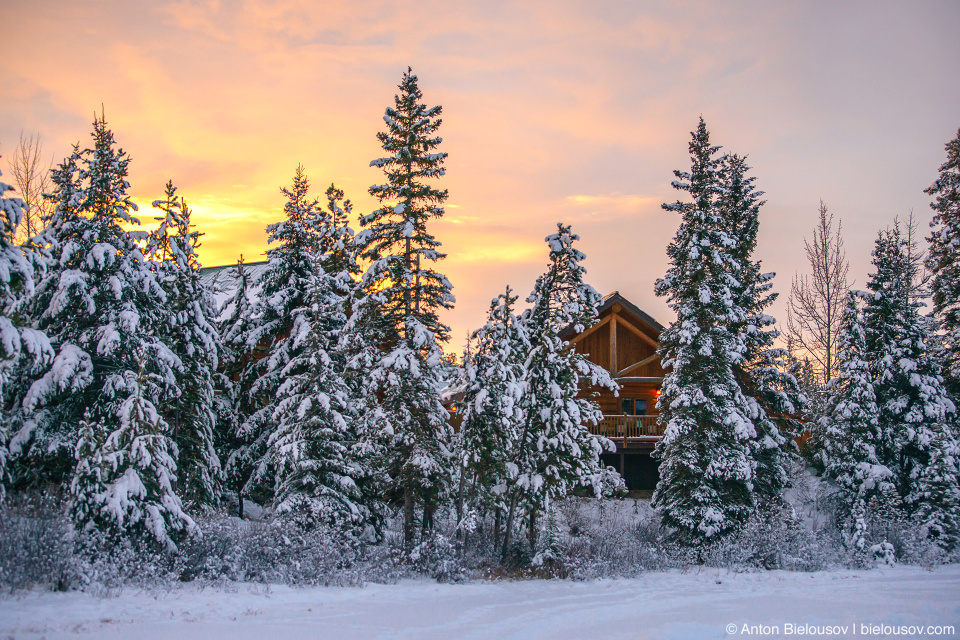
xmin=786 ymin=201 xmax=851 ymax=386
xmin=7 ymin=131 xmax=53 ymax=243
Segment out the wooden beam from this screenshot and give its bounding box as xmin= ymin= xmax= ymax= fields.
xmin=617 ymin=316 xmax=659 ymax=349
xmin=609 ymin=311 xmax=618 ymax=374
xmin=569 ymin=314 xmax=611 ymax=344
xmin=616 ymin=353 xmax=660 ymax=378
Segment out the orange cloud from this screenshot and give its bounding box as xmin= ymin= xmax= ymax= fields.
xmin=2 ymin=0 xmax=956 ymax=353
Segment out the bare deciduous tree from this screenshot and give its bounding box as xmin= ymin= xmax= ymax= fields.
xmin=7 ymin=131 xmax=52 ymax=242
xmin=787 ymin=201 xmax=851 ymax=386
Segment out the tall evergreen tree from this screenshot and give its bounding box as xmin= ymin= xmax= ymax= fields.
xmin=651 ymin=119 xmax=757 ymax=545
xmin=23 ymin=114 xmax=193 ymax=547
xmin=863 ymin=227 xmax=956 ymax=517
xmin=500 ymin=225 xmax=616 ymax=558
xmin=455 ymin=286 xmax=529 ymax=537
xmin=0 ymin=167 xmax=54 ymax=494
xmin=218 ymin=255 xmax=258 ymax=516
xmin=6 ymin=149 xmax=92 ymax=487
xmin=354 ymin=68 xmax=455 ymax=548
xmin=236 ymin=165 xmax=324 ymax=501
xmin=719 ymin=153 xmax=800 ymax=504
xmin=269 ymin=187 xmax=379 ymax=534
xmin=926 ymin=128 xmax=960 ymax=396
xmin=148 ymin=181 xmax=223 ymax=508
xmin=819 ymin=293 xmax=891 ymax=549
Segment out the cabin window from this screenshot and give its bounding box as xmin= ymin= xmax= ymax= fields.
xmin=621 ymin=399 xmax=648 ymax=415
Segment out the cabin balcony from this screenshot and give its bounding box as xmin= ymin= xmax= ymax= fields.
xmin=590 ymin=414 xmax=664 ymax=447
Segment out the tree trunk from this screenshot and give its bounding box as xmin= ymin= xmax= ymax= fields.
xmin=500 ymin=415 xmax=536 ymax=563
xmin=455 ymin=464 xmax=467 ymax=540
xmin=528 ymin=507 xmax=538 ymax=555
xmin=421 ymin=501 xmax=435 ymax=538
xmin=404 ymin=236 xmax=412 ymax=321
xmin=403 ymin=479 xmax=415 ymax=550
xmin=500 ymin=491 xmax=519 ymax=562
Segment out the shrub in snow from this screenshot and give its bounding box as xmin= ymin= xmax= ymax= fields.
xmin=871 ymin=541 xmax=896 ymax=566
xmin=0 ymin=492 xmax=72 ymax=592
xmin=177 ymin=515 xmax=387 ymax=587
xmin=531 ymin=506 xmax=565 ymax=573
xmin=408 ymin=531 xmax=468 ymax=583
xmin=603 ymin=466 xmax=630 ymax=499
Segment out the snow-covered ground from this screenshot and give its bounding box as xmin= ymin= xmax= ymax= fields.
xmin=1 ymin=565 xmax=958 ymax=639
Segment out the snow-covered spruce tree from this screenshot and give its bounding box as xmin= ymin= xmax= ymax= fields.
xmin=454 ymin=286 xmax=529 ymax=538
xmin=5 ymin=148 xmax=91 ymax=486
xmin=499 ymin=225 xmax=617 ymax=559
xmin=915 ymin=430 xmax=960 ymax=551
xmin=354 ymin=67 xmax=455 ymax=549
xmin=147 ymin=181 xmax=223 ymax=508
xmin=0 ymin=167 xmax=54 ymax=494
xmin=863 ymin=227 xmax=957 ymax=535
xmin=926 ymin=128 xmax=960 ymax=396
xmin=719 ymin=153 xmax=801 ymax=505
xmin=70 ymin=357 xmax=196 ymax=550
xmin=269 ymin=188 xmax=380 ymax=535
xmin=218 ymin=255 xmax=258 ymax=516
xmin=22 ymin=114 xmax=194 ymax=548
xmin=234 ymin=165 xmax=325 ymax=502
xmin=651 ymin=118 xmax=757 ymax=546
xmin=818 ymin=293 xmax=891 ymax=550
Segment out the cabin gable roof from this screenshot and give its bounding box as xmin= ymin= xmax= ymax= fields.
xmin=562 ymin=291 xmax=665 ymax=381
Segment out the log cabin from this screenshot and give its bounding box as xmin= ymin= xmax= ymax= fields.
xmin=201 ymin=264 xmax=666 ymax=491
xmin=560 ymin=291 xmax=665 ymax=491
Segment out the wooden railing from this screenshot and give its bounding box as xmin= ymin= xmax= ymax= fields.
xmin=591 ymin=415 xmax=664 ymax=441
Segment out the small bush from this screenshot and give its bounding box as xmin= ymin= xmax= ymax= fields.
xmin=2 ymin=486 xmax=957 ymax=595
xmin=0 ymin=492 xmax=72 ymax=592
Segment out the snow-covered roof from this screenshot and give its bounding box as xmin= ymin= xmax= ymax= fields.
xmin=597 ymin=291 xmax=665 ymax=334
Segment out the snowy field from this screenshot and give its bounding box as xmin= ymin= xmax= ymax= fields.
xmin=1 ymin=565 xmax=958 ymax=639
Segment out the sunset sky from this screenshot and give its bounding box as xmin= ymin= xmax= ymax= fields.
xmin=2 ymin=0 xmax=958 ymax=354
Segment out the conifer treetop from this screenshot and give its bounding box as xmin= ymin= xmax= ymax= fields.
xmin=82 ymin=112 xmax=140 ymax=227
xmin=358 ymin=67 xmax=454 ymax=342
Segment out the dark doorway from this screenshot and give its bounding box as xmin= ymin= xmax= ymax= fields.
xmin=600 ymin=452 xmax=660 ymax=491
